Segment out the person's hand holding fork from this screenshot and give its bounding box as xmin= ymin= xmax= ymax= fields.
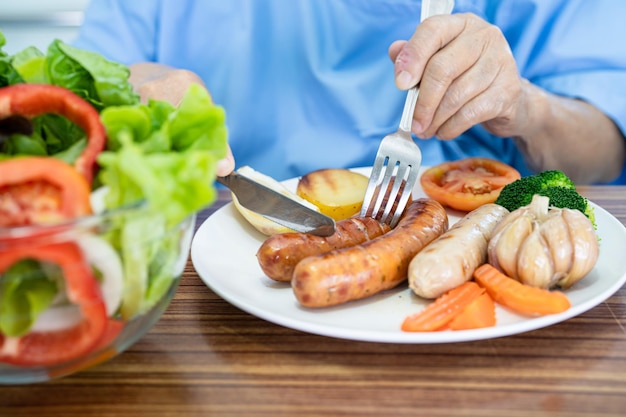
xmin=389 ymin=12 xmax=624 ymax=184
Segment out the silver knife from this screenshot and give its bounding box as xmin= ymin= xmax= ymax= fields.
xmin=217 ymin=171 xmax=336 ymax=236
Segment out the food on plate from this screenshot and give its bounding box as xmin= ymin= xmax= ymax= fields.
xmin=408 ymin=203 xmax=509 ymax=299
xmin=473 ymin=263 xmax=571 ymax=316
xmin=402 ymin=260 xmax=572 ymax=332
xmin=401 ymin=281 xmax=486 ymax=332
xmin=230 ymin=165 xmax=321 ymax=236
xmin=488 ymin=194 xmax=599 ymax=289
xmin=420 ymin=157 xmax=520 ymax=212
xmin=292 ymin=198 xmax=448 ymax=308
xmin=0 ymin=157 xmax=92 ymax=227
xmin=256 ymin=216 xmax=390 ymax=282
xmin=446 ymin=292 xmax=496 ymax=331
xmin=494 ymin=169 xmax=595 ymax=227
xmin=0 ymin=32 xmax=228 ymax=369
xmin=296 ymin=168 xmax=369 ymax=220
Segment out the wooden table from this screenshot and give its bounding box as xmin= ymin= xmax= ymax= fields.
xmin=2 ymin=187 xmax=626 ymax=417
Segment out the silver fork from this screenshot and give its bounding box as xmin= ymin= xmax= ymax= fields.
xmin=359 ymin=88 xmax=421 ymax=227
xmin=360 ymin=0 xmax=454 ymax=227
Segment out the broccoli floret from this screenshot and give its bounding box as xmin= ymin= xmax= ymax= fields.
xmin=538 ymin=186 xmax=593 ymax=218
xmin=494 ymin=175 xmax=544 ymax=212
xmin=538 ymin=186 xmax=596 ymax=228
xmin=536 ymin=170 xmax=576 ymax=189
xmin=495 ymin=170 xmax=595 ymax=227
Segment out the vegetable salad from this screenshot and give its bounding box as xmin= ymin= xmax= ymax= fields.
xmin=0 ymin=30 xmax=227 ymax=366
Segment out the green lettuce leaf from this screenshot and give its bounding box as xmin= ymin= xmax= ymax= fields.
xmin=11 ymin=46 xmax=47 ymax=84
xmin=0 ymin=31 xmax=23 ymax=87
xmin=0 ymin=260 xmax=58 ymax=337
xmin=97 ymin=84 xmax=227 ymax=318
xmin=98 ymin=83 xmax=227 ymax=222
xmin=47 ymin=40 xmax=139 ymax=110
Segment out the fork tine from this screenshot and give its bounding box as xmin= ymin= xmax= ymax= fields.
xmin=386 ymin=166 xmax=419 ymax=228
xmin=370 ymin=160 xmax=398 ymax=218
xmin=379 ymin=162 xmax=410 ymax=224
xmin=362 ymin=136 xmax=421 ymax=225
xmin=360 ymin=154 xmax=387 ymax=217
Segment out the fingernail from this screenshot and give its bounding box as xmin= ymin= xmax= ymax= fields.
xmin=217 ymin=156 xmax=235 ymax=177
xmin=396 ymin=71 xmax=413 ymax=90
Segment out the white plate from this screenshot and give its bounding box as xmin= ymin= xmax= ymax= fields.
xmin=191 ymin=168 xmax=626 ymax=343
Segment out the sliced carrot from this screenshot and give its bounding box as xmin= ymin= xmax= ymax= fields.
xmin=473 ymin=263 xmax=571 ymax=316
xmin=401 ymin=281 xmax=484 ymax=332
xmin=446 ymin=292 xmax=496 ymax=331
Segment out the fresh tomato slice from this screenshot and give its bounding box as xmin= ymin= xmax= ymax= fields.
xmin=0 ymin=84 xmax=106 ymax=184
xmin=0 ymin=157 xmax=92 ymax=228
xmin=420 ymin=157 xmax=521 ymax=212
xmin=45 ymin=319 xmax=124 ymax=380
xmin=0 ymin=242 xmax=108 ymax=366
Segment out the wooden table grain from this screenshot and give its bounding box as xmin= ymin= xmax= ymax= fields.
xmin=1 ymin=187 xmax=626 ymax=417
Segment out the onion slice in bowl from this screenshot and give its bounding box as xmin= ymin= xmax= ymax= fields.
xmin=29 ymin=235 xmax=124 ymax=333
xmin=76 ymin=234 xmax=124 ymax=316
xmin=31 ymin=305 xmax=82 ymax=332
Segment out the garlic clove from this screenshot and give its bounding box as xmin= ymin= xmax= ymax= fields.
xmin=539 ymin=211 xmax=573 ymax=281
xmin=490 ymin=207 xmax=527 ymax=238
xmin=491 ymin=215 xmax=533 ymax=280
xmin=517 ymin=228 xmax=556 ymax=289
xmin=487 ymin=229 xmax=503 ymax=273
xmin=558 ymin=209 xmax=599 ymax=288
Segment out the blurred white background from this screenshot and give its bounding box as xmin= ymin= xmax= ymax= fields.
xmin=0 ymin=0 xmax=89 ymax=54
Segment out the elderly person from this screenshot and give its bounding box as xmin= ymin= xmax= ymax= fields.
xmin=75 ymin=0 xmax=626 ymax=184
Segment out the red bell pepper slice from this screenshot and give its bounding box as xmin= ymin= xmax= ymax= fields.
xmin=0 ymin=157 xmax=93 ymax=228
xmin=0 ymin=241 xmax=108 ymax=366
xmin=0 ymin=83 xmax=106 ymax=184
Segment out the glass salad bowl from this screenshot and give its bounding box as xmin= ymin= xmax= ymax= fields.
xmin=0 ymin=34 xmax=228 ymax=384
xmin=0 ymin=197 xmax=195 ymax=384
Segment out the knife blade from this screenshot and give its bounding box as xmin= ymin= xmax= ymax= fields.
xmin=217 ymin=171 xmax=336 ymax=236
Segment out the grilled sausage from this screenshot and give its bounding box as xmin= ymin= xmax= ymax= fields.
xmin=292 ymin=198 xmax=448 ymax=308
xmin=257 ymin=217 xmax=391 ymax=282
xmin=408 ymin=203 xmax=509 ymax=299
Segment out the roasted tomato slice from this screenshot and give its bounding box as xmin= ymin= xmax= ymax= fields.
xmin=0 ymin=157 xmax=92 ymax=228
xmin=420 ymin=157 xmax=521 ymax=212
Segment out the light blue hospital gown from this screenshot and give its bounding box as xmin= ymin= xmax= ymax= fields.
xmin=73 ymin=0 xmax=626 ymax=183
